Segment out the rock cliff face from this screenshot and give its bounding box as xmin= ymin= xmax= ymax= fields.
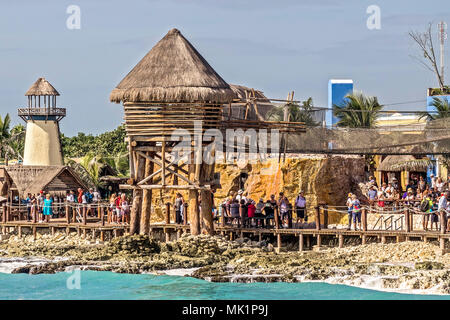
xmin=150 ymin=156 xmax=366 ymax=224
xmin=214 ymin=156 xmax=366 ymax=224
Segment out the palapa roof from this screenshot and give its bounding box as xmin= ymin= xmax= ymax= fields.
xmin=5 ymin=165 xmax=87 ymax=196
xmin=378 ymin=155 xmax=429 ymax=172
xmin=110 ymin=28 xmax=237 ymax=104
xmin=25 ymin=77 xmax=60 ymax=96
xmin=229 ymin=84 xmax=269 ymax=102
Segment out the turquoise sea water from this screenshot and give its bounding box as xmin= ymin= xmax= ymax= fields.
xmin=0 ymin=271 xmax=449 ymax=300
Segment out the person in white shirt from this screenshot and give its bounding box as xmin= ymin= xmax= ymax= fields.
xmin=439 ymin=191 xmax=449 ymax=231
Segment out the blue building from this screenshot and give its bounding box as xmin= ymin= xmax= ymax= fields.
xmin=327 ymin=79 xmax=353 ymax=126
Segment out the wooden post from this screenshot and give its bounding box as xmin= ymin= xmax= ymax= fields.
xmin=299 ymin=234 xmax=304 ymax=252
xmin=317 ymin=234 xmax=321 ymax=247
xmin=100 ymin=206 xmax=105 ymax=226
xmin=404 ymin=207 xmax=410 ymax=233
xmin=66 ymin=203 xmax=70 ymax=224
xmin=165 ymin=203 xmax=171 ymax=224
xmin=323 ymin=205 xmax=328 ymax=229
xmin=183 ymin=205 xmax=188 ymax=226
xmin=51 ymin=226 xmax=55 ymax=236
xmin=339 ymin=234 xmax=344 ymax=248
xmin=277 ymin=233 xmax=281 ymax=251
xmin=6 ymin=204 xmax=10 ymax=222
xmin=440 ymin=211 xmax=446 ymax=234
xmin=362 ymin=208 xmax=367 ymax=232
xmin=92 ymin=229 xmax=96 ymax=241
xmin=82 ymin=206 xmax=87 ymax=226
xmin=440 ymin=237 xmax=446 ymax=254
xmin=140 ymin=155 xmax=153 ymax=235
xmin=177 ymin=229 xmax=181 ymax=240
xmin=66 ymin=227 xmax=69 ymax=236
xmin=100 ymin=231 xmax=104 ymax=242
xmin=315 ymin=206 xmax=321 ymax=231
xmin=361 ymin=234 xmax=366 ymax=245
xmin=220 ymin=211 xmax=225 ymax=227
xmin=2 ymin=204 xmax=6 ymax=223
xmin=381 ymin=235 xmax=386 ymax=244
xmin=306 ymin=235 xmax=310 ymax=248
xmin=130 ymin=154 xmax=145 ymax=235
xmin=18 ymin=226 xmax=22 ymax=238
xmin=32 ymin=226 xmax=36 ymax=241
xmin=274 ymin=206 xmax=280 ymax=229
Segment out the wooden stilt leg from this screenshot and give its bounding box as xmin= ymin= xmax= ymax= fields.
xmin=339 ymin=234 xmax=344 ymax=248
xmin=299 ymin=234 xmax=304 ymax=252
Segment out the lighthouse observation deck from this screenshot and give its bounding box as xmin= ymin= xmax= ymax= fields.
xmin=18 ymin=107 xmax=66 ymax=121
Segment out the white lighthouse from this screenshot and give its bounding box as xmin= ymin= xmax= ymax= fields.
xmin=19 ymin=78 xmax=65 ymax=166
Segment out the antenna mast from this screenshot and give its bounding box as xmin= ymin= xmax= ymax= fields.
xmin=438 ymin=21 xmax=447 ymax=85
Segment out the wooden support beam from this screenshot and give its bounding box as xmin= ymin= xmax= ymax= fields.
xmin=361 ymin=234 xmax=366 ymax=245
xmin=441 ymin=211 xmax=446 ymax=234
xmin=299 ymin=234 xmax=304 ymax=252
xmin=277 ymin=233 xmax=281 ymax=250
xmin=339 ymin=234 xmax=344 ymax=248
xmin=381 ymin=236 xmax=386 ymax=244
xmin=316 ymin=234 xmax=321 ymax=247
xmin=440 ymin=237 xmax=446 ymax=254
xmin=82 ymin=206 xmax=87 ymax=225
xmin=362 ymin=208 xmax=367 ymax=232
xmin=402 ymin=207 xmax=410 ymax=232
xmin=315 ymin=206 xmax=321 ymax=231
xmin=66 ymin=203 xmax=70 ymax=224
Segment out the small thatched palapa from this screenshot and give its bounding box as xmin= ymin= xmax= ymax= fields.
xmin=25 ymin=78 xmax=60 ymax=96
xmin=5 ymin=165 xmax=87 ymax=196
xmin=378 ymin=155 xmax=429 ymax=172
xmin=110 ymin=28 xmax=237 ymax=104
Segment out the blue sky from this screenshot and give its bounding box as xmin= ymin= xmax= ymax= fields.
xmin=1 ymin=0 xmax=450 ymax=136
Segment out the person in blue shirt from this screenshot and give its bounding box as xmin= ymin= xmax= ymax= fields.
xmin=42 ymin=194 xmax=53 ymax=223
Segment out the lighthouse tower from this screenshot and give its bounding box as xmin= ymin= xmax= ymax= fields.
xmin=19 ymin=78 xmax=65 ymax=166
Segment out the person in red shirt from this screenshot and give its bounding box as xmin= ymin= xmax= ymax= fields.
xmin=247 ymin=200 xmax=256 ymax=227
xmin=77 ymin=188 xmax=83 ymax=204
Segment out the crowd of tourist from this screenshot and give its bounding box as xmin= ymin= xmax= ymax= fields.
xmin=211 ymin=190 xmax=308 ymax=229
xmin=20 ymin=188 xmax=110 ymax=223
xmin=359 ymin=174 xmax=450 ymax=232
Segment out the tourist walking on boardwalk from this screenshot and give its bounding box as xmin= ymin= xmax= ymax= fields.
xmin=174 ymin=193 xmax=185 ymax=224
xmin=367 ymin=185 xmax=377 ymax=207
xmin=66 ymin=190 xmax=75 ymax=203
xmin=230 ymin=199 xmax=240 ymax=226
xmin=278 ymin=192 xmax=290 ymax=228
xmin=239 ymin=199 xmax=249 ymax=228
xmin=431 ymin=198 xmax=439 ymax=231
xmin=255 ymin=198 xmax=265 ymax=227
xmin=108 ymin=193 xmax=116 ymax=224
xmin=295 ymin=191 xmax=306 ymax=225
xmin=42 ymin=194 xmax=53 ymax=223
xmin=247 ymin=200 xmax=256 ymax=226
xmin=120 ymin=194 xmax=129 ymax=225
xmin=37 ymin=191 xmax=44 ymax=222
xmin=439 ymin=191 xmax=449 ymax=231
xmin=346 ymin=193 xmax=353 ymax=230
xmin=420 ymin=191 xmax=433 ymax=231
xmin=77 ymin=188 xmax=83 ymax=204
xmin=351 ymin=194 xmax=362 ymax=231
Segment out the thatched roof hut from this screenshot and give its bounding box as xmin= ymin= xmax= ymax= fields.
xmin=25 ymin=78 xmax=59 ymax=96
xmin=5 ymin=165 xmax=88 ymax=196
xmin=110 ymin=28 xmax=237 ymax=104
xmin=378 ymin=155 xmax=429 ymax=172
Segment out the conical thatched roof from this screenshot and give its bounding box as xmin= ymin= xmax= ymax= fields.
xmin=25 ymin=77 xmax=60 ymax=96
xmin=110 ymin=28 xmax=237 ymax=104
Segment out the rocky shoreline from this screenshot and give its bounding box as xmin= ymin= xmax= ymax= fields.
xmin=1 ymin=233 xmax=450 ymax=294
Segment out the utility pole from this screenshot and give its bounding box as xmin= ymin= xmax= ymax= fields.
xmin=438 ymin=21 xmax=447 ymax=85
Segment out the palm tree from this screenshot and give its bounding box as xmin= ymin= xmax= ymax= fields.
xmin=419 ymin=97 xmax=450 ymax=121
xmin=333 ymin=92 xmax=383 ymax=128
xmin=266 ymin=97 xmax=319 ymax=126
